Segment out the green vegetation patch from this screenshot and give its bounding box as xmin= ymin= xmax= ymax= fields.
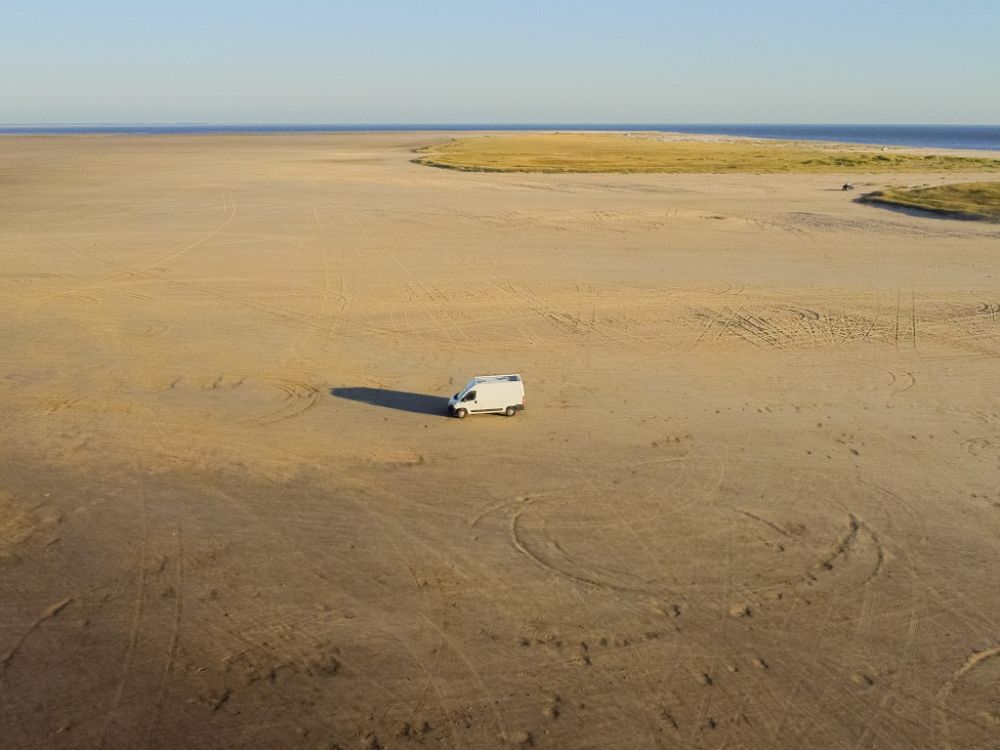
xmin=862 ymin=182 xmax=1000 ymax=221
xmin=414 ymin=133 xmax=1000 ymax=174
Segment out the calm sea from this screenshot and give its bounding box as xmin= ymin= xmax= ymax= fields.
xmin=1 ymin=124 xmax=999 ymax=151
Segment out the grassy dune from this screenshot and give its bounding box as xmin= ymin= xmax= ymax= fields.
xmin=862 ymin=182 xmax=1000 ymax=221
xmin=414 ymin=133 xmax=1000 ymax=174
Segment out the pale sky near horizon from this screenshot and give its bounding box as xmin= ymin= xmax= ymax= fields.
xmin=2 ymin=0 xmax=998 ymax=124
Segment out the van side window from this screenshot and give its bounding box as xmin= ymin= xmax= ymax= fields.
xmin=463 ymin=390 xmax=476 ymax=402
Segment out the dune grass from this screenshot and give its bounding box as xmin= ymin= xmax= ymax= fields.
xmin=862 ymin=182 xmax=1000 ymax=221
xmin=414 ymin=133 xmax=1000 ymax=174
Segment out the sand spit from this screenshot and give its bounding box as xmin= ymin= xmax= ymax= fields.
xmin=2 ymin=133 xmax=999 ymax=749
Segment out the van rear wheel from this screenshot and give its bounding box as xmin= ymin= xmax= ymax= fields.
xmin=454 ymin=408 xmax=468 ymax=419
xmin=504 ymin=406 xmax=517 ymax=417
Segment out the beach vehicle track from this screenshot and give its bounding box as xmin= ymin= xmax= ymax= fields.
xmin=139 ymin=433 xmax=453 ymax=736
xmin=854 ymin=479 xmax=1000 ymax=748
xmin=141 ymin=525 xmax=185 ymax=749
xmin=96 ymin=498 xmax=150 ymax=750
xmin=37 ymin=188 xmax=237 ymax=304
xmin=333 ymin=197 xmax=472 ymax=343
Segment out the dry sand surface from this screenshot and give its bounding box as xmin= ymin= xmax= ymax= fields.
xmin=2 ymin=133 xmax=1000 ymax=750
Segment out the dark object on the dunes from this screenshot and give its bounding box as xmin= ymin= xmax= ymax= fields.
xmin=842 ymin=183 xmax=855 ymax=191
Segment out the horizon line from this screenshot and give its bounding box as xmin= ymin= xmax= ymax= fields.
xmin=3 ymin=121 xmax=1000 ymax=128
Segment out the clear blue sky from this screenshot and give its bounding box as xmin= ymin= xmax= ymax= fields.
xmin=2 ymin=0 xmax=998 ymax=124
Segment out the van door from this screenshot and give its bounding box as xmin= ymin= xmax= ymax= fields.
xmin=461 ymin=389 xmax=484 ymax=412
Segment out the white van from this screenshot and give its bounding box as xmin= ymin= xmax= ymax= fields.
xmin=448 ymin=374 xmax=525 ymax=418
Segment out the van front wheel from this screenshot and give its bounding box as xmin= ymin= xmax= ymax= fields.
xmin=504 ymin=406 xmax=517 ymax=417
xmin=454 ymin=408 xmax=468 ymax=419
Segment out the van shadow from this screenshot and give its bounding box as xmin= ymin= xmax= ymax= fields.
xmin=329 ymin=387 xmax=450 ymax=416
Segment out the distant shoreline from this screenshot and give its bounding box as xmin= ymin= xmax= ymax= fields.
xmin=2 ymin=123 xmax=1000 ymax=151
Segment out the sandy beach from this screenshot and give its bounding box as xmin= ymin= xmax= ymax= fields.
xmin=2 ymin=132 xmax=999 ymax=749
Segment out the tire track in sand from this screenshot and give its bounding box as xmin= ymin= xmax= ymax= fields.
xmin=0 ymin=598 xmax=74 ymax=677
xmin=935 ymin=645 xmax=1000 ymax=750
xmin=141 ymin=526 xmax=185 ymax=749
xmin=97 ymin=500 xmax=150 ymax=750
xmin=40 ymin=188 xmax=237 ymax=303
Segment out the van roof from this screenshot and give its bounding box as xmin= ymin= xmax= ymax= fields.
xmin=472 ymin=374 xmax=521 ymax=383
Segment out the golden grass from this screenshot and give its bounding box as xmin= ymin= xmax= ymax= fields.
xmin=414 ymin=133 xmax=1000 ymax=174
xmin=862 ymin=182 xmax=1000 ymax=221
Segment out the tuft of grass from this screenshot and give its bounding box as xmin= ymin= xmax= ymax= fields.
xmin=861 ymin=182 xmax=1000 ymax=221
xmin=413 ymin=133 xmax=1000 ymax=174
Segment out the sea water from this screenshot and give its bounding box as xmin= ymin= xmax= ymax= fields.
xmin=2 ymin=123 xmax=999 ymax=151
